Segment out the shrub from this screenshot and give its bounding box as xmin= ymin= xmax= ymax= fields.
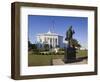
xmin=51 ymin=52 xmax=55 ymax=55
xmin=49 ymin=52 xmax=51 ymax=55
xmin=46 ymin=53 xmax=48 ymax=55
xmin=59 ymin=48 xmax=64 ymax=51
xmin=42 ymin=53 xmax=44 ymax=55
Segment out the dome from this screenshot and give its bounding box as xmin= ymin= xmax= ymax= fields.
xmin=47 ymin=30 xmax=52 ymax=34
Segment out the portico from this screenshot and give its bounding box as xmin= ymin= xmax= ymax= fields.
xmin=36 ymin=30 xmax=63 ymax=48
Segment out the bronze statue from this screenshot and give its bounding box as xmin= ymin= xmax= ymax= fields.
xmin=64 ymin=26 xmax=76 ymax=63
xmin=65 ymin=26 xmax=75 ymax=46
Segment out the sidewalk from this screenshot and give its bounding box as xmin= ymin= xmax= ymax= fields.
xmin=52 ymin=58 xmax=87 ymax=65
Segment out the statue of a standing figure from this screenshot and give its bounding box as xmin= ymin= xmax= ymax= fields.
xmin=65 ymin=26 xmax=75 ymax=46
xmin=64 ymin=26 xmax=76 ymax=63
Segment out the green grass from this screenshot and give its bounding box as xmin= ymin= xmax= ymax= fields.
xmin=28 ymin=50 xmax=87 ymax=66
xmin=28 ymin=54 xmax=64 ymax=66
xmin=76 ymin=50 xmax=88 ymax=58
xmin=28 ymin=55 xmax=52 ymax=66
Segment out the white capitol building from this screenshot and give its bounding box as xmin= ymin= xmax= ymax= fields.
xmin=36 ymin=30 xmax=65 ymax=48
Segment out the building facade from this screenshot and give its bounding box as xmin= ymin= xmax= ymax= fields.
xmin=36 ymin=30 xmax=63 ymax=48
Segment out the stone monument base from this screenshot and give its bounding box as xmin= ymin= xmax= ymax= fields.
xmin=64 ymin=46 xmax=76 ymax=63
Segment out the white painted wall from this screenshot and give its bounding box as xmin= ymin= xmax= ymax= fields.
xmin=0 ymin=0 xmax=100 ymax=82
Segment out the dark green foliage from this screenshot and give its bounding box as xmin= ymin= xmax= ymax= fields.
xmin=59 ymin=48 xmax=64 ymax=51
xmin=70 ymin=39 xmax=81 ymax=48
xmin=44 ymin=44 xmax=49 ymax=51
xmin=28 ymin=40 xmax=38 ymax=51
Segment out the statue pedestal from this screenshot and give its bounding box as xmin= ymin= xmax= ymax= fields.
xmin=64 ymin=46 xmax=76 ymax=63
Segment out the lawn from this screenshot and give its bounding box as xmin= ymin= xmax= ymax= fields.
xmin=28 ymin=54 xmax=64 ymax=66
xmin=76 ymin=50 xmax=88 ymax=58
xmin=28 ymin=50 xmax=87 ymax=66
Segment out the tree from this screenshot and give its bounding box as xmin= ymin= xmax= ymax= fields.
xmin=77 ymin=44 xmax=81 ymax=49
xmin=28 ymin=40 xmax=38 ymax=51
xmin=44 ymin=44 xmax=49 ymax=51
xmin=32 ymin=44 xmax=37 ymax=49
xmin=70 ymin=39 xmax=81 ymax=49
xmin=28 ymin=40 xmax=32 ymax=50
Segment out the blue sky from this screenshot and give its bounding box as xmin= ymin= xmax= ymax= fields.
xmin=28 ymin=15 xmax=88 ymax=49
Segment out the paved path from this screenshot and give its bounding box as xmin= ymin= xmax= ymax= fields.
xmin=52 ymin=58 xmax=87 ymax=65
xmin=66 ymin=59 xmax=87 ymax=65
xmin=52 ymin=59 xmax=65 ymax=65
